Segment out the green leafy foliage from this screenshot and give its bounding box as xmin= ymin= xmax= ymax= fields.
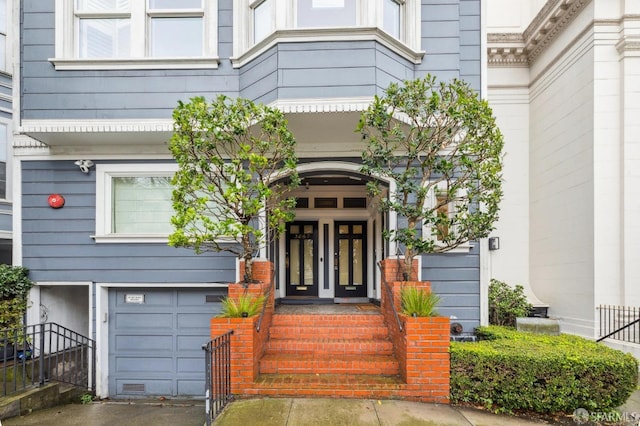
xmin=400 ymin=286 xmax=441 ymax=317
xmin=488 ymin=279 xmax=532 ymax=327
xmin=358 ymin=75 xmax=503 ymax=277
xmin=0 ymin=265 xmax=34 ymax=330
xmin=451 ymin=326 xmax=639 ymax=414
xmin=219 ymin=294 xmax=265 ymax=318
xmin=169 ymin=95 xmax=299 ymax=281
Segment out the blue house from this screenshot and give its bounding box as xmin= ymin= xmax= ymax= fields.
xmin=15 ymin=0 xmax=485 ymax=399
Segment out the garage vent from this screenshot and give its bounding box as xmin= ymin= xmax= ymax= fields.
xmin=122 ymin=383 xmax=145 ymax=393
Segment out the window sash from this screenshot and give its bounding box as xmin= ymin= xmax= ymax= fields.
xmin=111 ymin=176 xmax=173 ymax=234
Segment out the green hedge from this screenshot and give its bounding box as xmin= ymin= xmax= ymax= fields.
xmin=451 ymin=326 xmax=639 ymax=414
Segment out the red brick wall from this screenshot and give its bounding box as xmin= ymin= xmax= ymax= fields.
xmin=210 ymin=259 xmax=275 ymax=395
xmin=380 ymin=258 xmax=451 ymax=403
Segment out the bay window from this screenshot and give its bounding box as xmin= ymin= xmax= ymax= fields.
xmin=238 ymin=0 xmax=421 ymax=66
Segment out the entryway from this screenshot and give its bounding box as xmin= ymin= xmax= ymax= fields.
xmin=284 ymin=220 xmax=369 ymax=301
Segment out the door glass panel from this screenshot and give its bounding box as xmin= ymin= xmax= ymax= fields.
xmin=338 ymin=225 xmax=349 ymax=235
xmin=290 ymin=225 xmax=299 ymax=234
xmin=304 ymin=239 xmax=314 ymax=284
xmin=339 ymin=239 xmax=349 ymax=285
xmin=353 ymin=225 xmax=362 ymax=234
xmin=290 ymin=239 xmax=300 ymax=285
xmin=304 ymin=225 xmax=314 ymax=234
xmin=353 ymin=239 xmax=363 ymax=285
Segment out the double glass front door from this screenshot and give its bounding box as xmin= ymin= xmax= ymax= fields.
xmin=285 ymin=221 xmax=367 ymax=299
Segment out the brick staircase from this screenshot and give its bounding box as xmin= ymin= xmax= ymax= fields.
xmin=246 ymin=309 xmax=407 ymax=399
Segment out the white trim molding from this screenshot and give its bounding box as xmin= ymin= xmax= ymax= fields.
xmin=232 ymin=27 xmax=424 ymax=68
xmin=269 ymin=97 xmax=374 ymax=113
xmin=488 ymin=0 xmax=591 ymax=66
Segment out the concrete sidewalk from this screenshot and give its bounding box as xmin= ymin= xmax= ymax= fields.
xmin=213 ymin=398 xmax=551 ymax=425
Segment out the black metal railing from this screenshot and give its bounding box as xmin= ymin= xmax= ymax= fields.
xmin=0 ymin=322 xmax=95 ymax=396
xmin=203 ymin=331 xmax=233 ymax=425
xmin=378 ymin=261 xmax=403 ymax=333
xmin=597 ymin=305 xmax=640 ymax=343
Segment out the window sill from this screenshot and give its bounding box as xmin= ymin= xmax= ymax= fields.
xmin=48 ymin=57 xmax=220 ymax=71
xmin=92 ymin=235 xmax=170 ymax=244
xmin=231 ymin=27 xmax=424 ymax=69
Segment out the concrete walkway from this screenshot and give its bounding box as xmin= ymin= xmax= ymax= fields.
xmin=3 ymin=389 xmax=639 ymax=426
xmin=212 ymin=398 xmax=553 ymax=425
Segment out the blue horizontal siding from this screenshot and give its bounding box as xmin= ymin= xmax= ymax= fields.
xmin=21 ymin=160 xmax=236 ymax=284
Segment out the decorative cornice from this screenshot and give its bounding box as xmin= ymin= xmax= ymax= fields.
xmin=488 ymin=0 xmax=591 ymax=66
xmin=19 ymin=119 xmax=174 ymax=134
xmin=269 ymin=97 xmax=374 ymax=113
xmin=616 ymin=36 xmax=640 ymax=57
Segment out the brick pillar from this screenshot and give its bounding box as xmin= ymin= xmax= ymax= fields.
xmin=210 ymin=259 xmax=275 ymax=395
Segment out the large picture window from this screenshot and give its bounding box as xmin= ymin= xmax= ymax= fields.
xmin=53 ymin=0 xmax=218 ymax=69
xmin=95 ymin=164 xmax=177 ymax=242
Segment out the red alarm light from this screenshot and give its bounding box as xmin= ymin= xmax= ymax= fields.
xmin=48 ymin=194 xmax=65 ymax=209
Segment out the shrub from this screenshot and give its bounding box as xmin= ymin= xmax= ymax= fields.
xmin=218 ymin=294 xmax=265 ymax=318
xmin=0 ymin=265 xmax=34 ymax=330
xmin=451 ymin=326 xmax=639 ymax=414
xmin=400 ymin=287 xmax=441 ymax=317
xmin=488 ymin=279 xmax=532 ymax=326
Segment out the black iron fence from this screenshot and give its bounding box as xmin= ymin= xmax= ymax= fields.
xmin=597 ymin=305 xmax=640 ymax=343
xmin=203 ymin=330 xmax=233 ymax=425
xmin=0 ymin=322 xmax=95 ymax=396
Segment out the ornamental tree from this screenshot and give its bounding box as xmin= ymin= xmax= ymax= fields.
xmin=359 ymin=75 xmax=504 ymax=279
xmin=169 ymin=95 xmax=299 ymax=282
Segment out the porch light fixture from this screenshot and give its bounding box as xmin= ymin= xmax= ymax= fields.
xmin=74 ymin=159 xmax=94 ymax=174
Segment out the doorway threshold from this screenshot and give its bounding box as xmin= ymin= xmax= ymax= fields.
xmin=277 ymin=297 xmax=334 ymax=305
xmin=334 ymin=297 xmax=370 ymax=304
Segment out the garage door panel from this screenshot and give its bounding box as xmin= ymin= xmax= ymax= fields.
xmin=114 ymin=290 xmax=173 ymax=307
xmin=177 ymin=312 xmax=213 ymax=328
xmin=178 ymin=379 xmax=205 ymax=396
xmin=115 ymin=335 xmax=173 ymax=351
xmin=177 ymin=356 xmax=204 ymax=373
xmin=109 ymin=288 xmax=224 ymax=398
xmin=116 ymin=313 xmax=173 ymax=328
xmin=116 ymin=356 xmax=173 ymax=372
xmin=116 ymin=379 xmax=173 ymax=396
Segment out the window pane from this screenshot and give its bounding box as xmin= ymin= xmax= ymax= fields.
xmin=0 ymin=0 xmax=6 ymax=34
xmin=304 ymin=239 xmax=314 ymax=284
xmin=150 ymin=17 xmax=202 ymax=57
xmin=254 ymin=0 xmax=273 ymax=43
xmin=383 ymin=0 xmax=400 ymax=38
xmin=149 ymin=0 xmax=201 ymax=9
xmin=112 ymin=176 xmax=173 ymax=234
xmin=76 ymin=0 xmax=129 ymax=11
xmin=290 ymin=239 xmax=300 ymax=285
xmin=0 ymin=35 xmax=5 ymax=70
xmin=79 ymin=19 xmax=131 ymax=58
xmin=297 ymin=0 xmax=356 ymax=28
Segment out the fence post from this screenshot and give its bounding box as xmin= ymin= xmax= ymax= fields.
xmin=39 ymin=323 xmax=45 ymax=385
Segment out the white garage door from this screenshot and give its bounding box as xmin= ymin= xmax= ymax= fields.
xmin=108 ymin=288 xmax=224 ymax=398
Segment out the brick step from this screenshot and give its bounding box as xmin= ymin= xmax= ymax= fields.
xmin=265 ymin=338 xmax=394 ymax=355
xmin=271 ymin=313 xmax=385 ymax=327
xmin=268 ymin=324 xmax=390 ymax=340
xmin=246 ymin=373 xmax=407 ymax=399
xmin=258 ymin=353 xmax=400 ymax=375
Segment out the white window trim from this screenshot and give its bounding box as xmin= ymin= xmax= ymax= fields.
xmin=94 ymin=163 xmax=177 ymax=244
xmin=0 ymin=0 xmax=11 ymax=74
xmin=233 ymin=0 xmax=422 ymax=68
xmin=0 ymin=117 xmax=11 ymax=201
xmin=51 ymin=0 xmax=219 ymax=70
xmin=422 ymin=182 xmax=472 ymax=254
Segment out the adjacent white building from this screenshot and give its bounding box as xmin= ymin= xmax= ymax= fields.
xmin=487 ymin=0 xmax=640 ymax=354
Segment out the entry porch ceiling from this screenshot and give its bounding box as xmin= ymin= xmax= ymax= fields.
xmin=19 ymin=111 xmax=366 ymax=157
